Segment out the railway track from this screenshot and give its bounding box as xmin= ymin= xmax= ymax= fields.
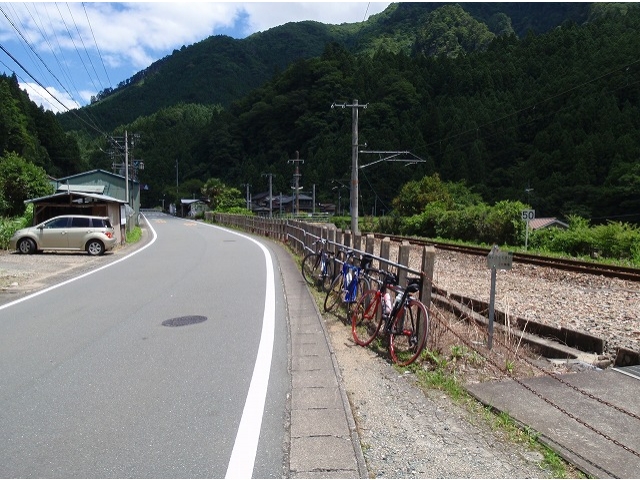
xmin=373 ymin=233 xmax=640 ymax=282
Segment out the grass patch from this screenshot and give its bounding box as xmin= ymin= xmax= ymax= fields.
xmin=126 ymin=226 xmax=142 ymax=243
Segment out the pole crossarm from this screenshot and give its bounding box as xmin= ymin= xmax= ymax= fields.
xmin=358 ymin=150 xmax=427 ymax=169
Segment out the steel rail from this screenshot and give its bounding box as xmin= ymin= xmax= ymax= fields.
xmin=372 ymin=233 xmax=640 ymax=282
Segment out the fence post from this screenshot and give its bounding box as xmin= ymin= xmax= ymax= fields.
xmin=398 ymin=240 xmax=410 ymax=286
xmin=365 ymin=234 xmax=375 ymax=256
xmin=344 ymin=230 xmax=352 ymax=249
xmin=353 ymin=233 xmax=361 ymax=252
xmin=380 ymin=237 xmax=391 ymax=271
xmin=421 ymin=245 xmax=435 ymax=306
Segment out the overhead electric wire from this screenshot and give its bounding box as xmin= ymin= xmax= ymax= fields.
xmin=0 ymin=2 xmax=109 ymax=135
xmin=54 ymin=2 xmax=100 ymax=96
xmin=82 ymin=2 xmax=111 ymax=87
xmin=0 ymin=4 xmax=81 ymax=110
xmin=22 ymin=2 xmax=84 ymax=107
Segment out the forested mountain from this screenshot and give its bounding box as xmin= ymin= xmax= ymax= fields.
xmin=57 ymin=2 xmax=592 ymax=133
xmin=0 ymin=73 xmax=84 ymax=177
xmin=4 ymin=2 xmax=640 ymax=225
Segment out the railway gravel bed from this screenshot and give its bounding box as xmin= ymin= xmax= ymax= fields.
xmin=423 ymin=249 xmax=640 ymax=360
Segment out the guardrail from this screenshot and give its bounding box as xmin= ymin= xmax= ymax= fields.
xmin=210 ymin=213 xmax=436 ymax=306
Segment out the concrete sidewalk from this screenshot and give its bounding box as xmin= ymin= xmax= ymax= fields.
xmin=271 ymin=241 xmax=367 ymax=478
xmin=467 ymin=369 xmax=640 ymax=478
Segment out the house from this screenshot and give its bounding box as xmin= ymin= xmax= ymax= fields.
xmin=529 ymin=217 xmax=569 ymax=230
xmin=54 ymin=169 xmax=141 ymax=220
xmin=252 ymin=192 xmax=314 ymax=215
xmin=180 ymin=198 xmax=208 ymax=217
xmin=24 ymin=190 xmax=128 ymax=245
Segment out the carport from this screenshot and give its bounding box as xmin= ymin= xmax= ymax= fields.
xmin=25 ymin=191 xmax=128 ymax=245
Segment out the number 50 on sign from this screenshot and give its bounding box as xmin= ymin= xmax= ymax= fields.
xmin=521 ymin=209 xmax=535 ymax=221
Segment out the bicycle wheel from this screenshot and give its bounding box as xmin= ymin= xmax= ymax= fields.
xmin=389 ymin=298 xmax=429 ymax=366
xmin=351 ymin=290 xmax=383 ymax=346
xmin=301 ymin=252 xmax=321 ymax=288
xmin=320 ymin=257 xmax=335 ymax=293
xmin=347 ymin=275 xmax=370 ymax=315
xmin=324 ymin=275 xmax=344 ymax=312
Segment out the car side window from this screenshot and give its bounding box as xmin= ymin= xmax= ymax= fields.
xmin=44 ymin=218 xmax=69 ymax=229
xmin=91 ymin=218 xmax=104 ymax=228
xmin=71 ymin=217 xmax=91 ymax=228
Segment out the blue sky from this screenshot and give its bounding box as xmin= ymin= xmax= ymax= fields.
xmin=0 ymin=2 xmax=391 ymax=113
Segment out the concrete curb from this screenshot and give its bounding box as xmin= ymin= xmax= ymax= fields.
xmin=268 ymin=240 xmax=368 ymax=478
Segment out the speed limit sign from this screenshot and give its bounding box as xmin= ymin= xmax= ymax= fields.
xmin=521 ymin=209 xmax=535 ymax=221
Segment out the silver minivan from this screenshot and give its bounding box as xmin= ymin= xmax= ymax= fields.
xmin=10 ymin=215 xmax=117 ymax=256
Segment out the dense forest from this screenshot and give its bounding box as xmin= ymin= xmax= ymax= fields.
xmin=2 ymin=2 xmax=640 ymax=226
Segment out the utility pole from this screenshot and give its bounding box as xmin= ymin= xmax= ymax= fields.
xmin=176 ymin=159 xmax=179 ymax=202
xmin=332 ymin=100 xmax=367 ymax=234
xmin=108 ymin=131 xmax=143 ymax=206
xmin=288 ymin=151 xmax=304 ymax=215
xmin=125 ymin=130 xmax=129 ymax=204
xmin=242 ymin=183 xmax=251 ymax=210
xmin=262 ymin=173 xmax=276 ymax=218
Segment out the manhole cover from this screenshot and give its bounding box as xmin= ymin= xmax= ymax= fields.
xmin=162 ymin=315 xmax=208 ymax=327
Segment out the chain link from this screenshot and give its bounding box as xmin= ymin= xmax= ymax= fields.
xmin=428 ymin=303 xmax=640 ymax=464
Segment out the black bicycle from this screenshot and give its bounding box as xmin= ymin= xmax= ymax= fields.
xmin=351 ymin=268 xmax=429 ymax=366
xmin=301 ymin=238 xmax=342 ymax=292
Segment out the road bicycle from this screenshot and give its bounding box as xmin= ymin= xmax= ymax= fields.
xmin=301 ymin=238 xmax=341 ymax=292
xmin=323 ymin=250 xmax=372 ymax=318
xmin=351 ymin=268 xmax=429 ymax=366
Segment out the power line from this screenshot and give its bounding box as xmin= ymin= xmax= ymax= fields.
xmin=82 ymin=2 xmax=111 ymax=87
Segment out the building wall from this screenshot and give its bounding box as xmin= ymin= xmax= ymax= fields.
xmin=55 ymin=170 xmax=140 ymax=225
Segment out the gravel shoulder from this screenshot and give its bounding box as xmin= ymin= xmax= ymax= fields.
xmin=323 ymin=314 xmax=555 ymax=478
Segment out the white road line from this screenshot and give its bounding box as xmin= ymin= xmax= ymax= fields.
xmin=0 ymin=215 xmax=158 ymax=312
xmin=197 ymin=222 xmax=276 ymax=479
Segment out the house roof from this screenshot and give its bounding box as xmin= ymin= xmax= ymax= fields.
xmin=25 ymin=191 xmax=127 ymax=205
xmin=55 ymin=168 xmax=139 ymax=185
xmin=57 ymin=184 xmax=105 ymax=194
xmin=529 ymin=217 xmax=569 ymax=230
xmin=181 ymin=199 xmax=207 ymax=205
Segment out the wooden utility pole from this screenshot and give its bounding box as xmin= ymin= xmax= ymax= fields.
xmin=331 ymin=100 xmax=367 ymax=234
xmin=262 ymin=173 xmax=276 ymax=218
xmin=288 ymin=151 xmax=304 ymax=215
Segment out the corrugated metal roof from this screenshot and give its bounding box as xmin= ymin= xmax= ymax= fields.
xmin=25 ymin=191 xmax=127 ymax=204
xmin=529 ymin=217 xmax=569 ymax=230
xmin=56 ymin=184 xmax=105 ymax=194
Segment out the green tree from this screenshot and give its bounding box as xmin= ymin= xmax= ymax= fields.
xmin=0 ymin=152 xmax=53 ymax=216
xmin=202 ymin=177 xmax=245 ymax=212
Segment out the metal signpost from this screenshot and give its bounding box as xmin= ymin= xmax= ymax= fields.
xmin=522 ymin=209 xmax=535 ymax=251
xmin=486 ymin=245 xmax=513 ymax=349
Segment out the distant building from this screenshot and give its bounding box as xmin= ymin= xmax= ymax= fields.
xmin=529 ymin=217 xmax=569 ymax=230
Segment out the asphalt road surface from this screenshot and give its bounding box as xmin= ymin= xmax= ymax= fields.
xmin=0 ymin=212 xmax=290 ymax=478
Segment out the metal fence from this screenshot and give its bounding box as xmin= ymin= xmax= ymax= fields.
xmin=210 ymin=213 xmax=436 ymax=306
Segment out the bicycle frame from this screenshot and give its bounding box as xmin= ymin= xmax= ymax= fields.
xmin=352 ymin=269 xmax=428 ymax=366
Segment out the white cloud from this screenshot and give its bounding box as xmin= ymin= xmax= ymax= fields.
xmin=1 ymin=2 xmax=392 ymax=111
xmin=20 ymin=82 xmax=81 ymax=114
xmin=239 ymin=2 xmax=390 ymax=34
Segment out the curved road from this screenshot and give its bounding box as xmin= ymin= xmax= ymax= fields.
xmin=0 ymin=212 xmax=290 ymax=478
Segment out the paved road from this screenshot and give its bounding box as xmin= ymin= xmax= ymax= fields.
xmin=0 ymin=212 xmax=290 ymax=478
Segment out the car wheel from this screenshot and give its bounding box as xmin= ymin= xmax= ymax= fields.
xmin=17 ymin=238 xmax=36 ymax=254
xmin=86 ymin=240 xmax=105 ymax=256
